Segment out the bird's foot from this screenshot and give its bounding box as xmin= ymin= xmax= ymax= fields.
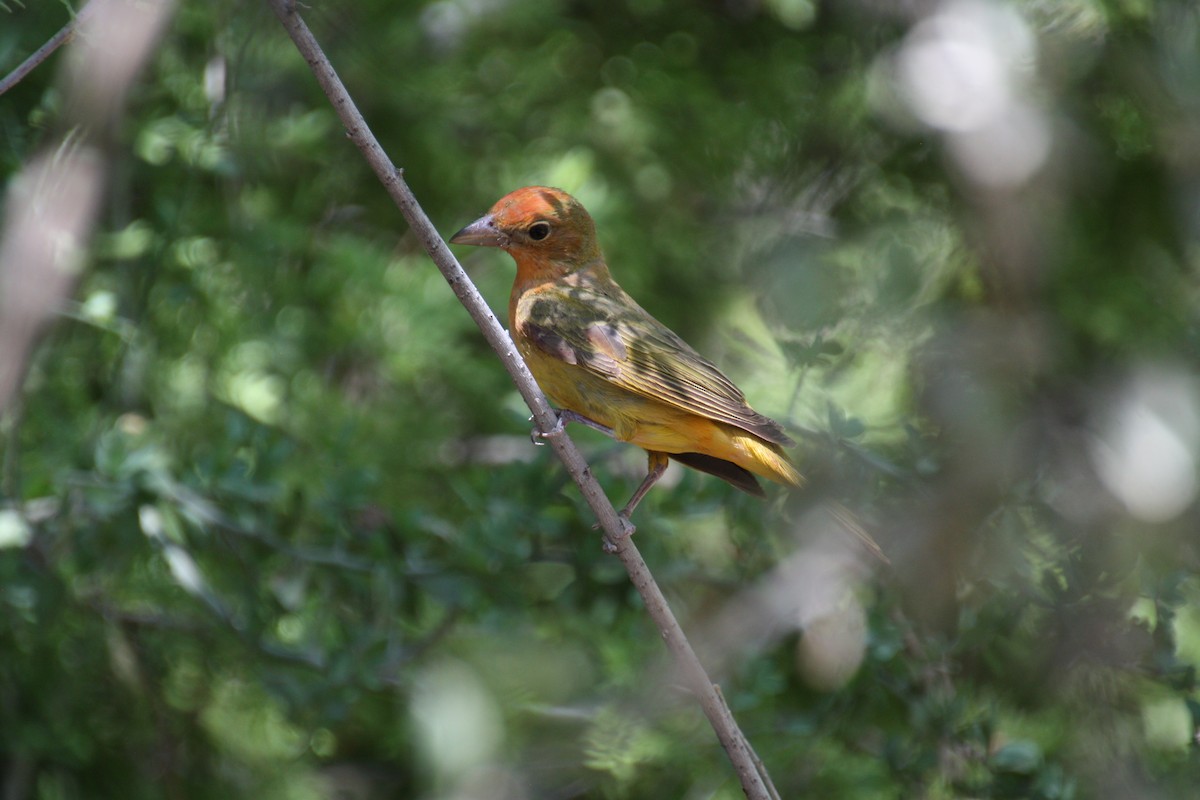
xmin=529 ymin=412 xmax=566 ymax=446
xmin=530 ymin=409 xmax=617 ymax=445
xmin=596 ymin=513 xmax=636 ymax=553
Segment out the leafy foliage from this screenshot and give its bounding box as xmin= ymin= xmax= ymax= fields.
xmin=2 ymin=0 xmax=1199 ymax=798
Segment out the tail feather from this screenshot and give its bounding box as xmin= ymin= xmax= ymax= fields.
xmin=669 ymin=452 xmax=765 ymax=497
xmin=738 ymin=433 xmax=804 ymax=488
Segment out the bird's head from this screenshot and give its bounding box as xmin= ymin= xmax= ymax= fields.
xmin=450 ymin=186 xmax=602 ymax=272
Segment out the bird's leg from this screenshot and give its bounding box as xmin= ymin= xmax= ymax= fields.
xmin=530 ymin=409 xmax=616 ymax=445
xmin=591 ymin=451 xmax=669 ymax=549
xmin=529 ymin=411 xmax=650 ymax=550
xmin=618 ymin=451 xmax=669 ymax=521
xmin=556 ymin=409 xmax=617 ymax=437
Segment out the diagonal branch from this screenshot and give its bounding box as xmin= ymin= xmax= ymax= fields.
xmin=0 ymin=0 xmax=176 ymax=413
xmin=264 ymin=2 xmax=779 ymax=797
xmin=0 ymin=1 xmax=98 ymax=97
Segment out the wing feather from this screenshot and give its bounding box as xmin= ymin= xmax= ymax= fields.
xmin=517 ymin=282 xmax=793 ymax=446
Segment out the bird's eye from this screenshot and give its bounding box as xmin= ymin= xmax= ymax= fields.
xmin=528 ymin=222 xmax=551 ymax=241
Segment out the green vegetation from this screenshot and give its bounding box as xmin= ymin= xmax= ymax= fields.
xmin=2 ymin=1 xmax=1198 ymax=797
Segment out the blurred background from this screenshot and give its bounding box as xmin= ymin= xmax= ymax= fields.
xmin=2 ymin=0 xmax=1198 ymax=797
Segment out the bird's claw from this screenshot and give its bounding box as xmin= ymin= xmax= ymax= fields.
xmin=530 ymin=413 xmax=565 ymax=446
xmin=596 ymin=514 xmax=636 ymax=552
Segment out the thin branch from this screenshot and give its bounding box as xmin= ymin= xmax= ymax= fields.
xmin=0 ymin=0 xmax=175 ymax=413
xmin=0 ymin=0 xmax=97 ymax=97
xmin=264 ymin=2 xmax=778 ymax=797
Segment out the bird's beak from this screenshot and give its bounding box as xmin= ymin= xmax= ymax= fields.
xmin=449 ymin=214 xmax=508 ymax=248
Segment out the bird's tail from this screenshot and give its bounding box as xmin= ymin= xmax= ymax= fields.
xmin=737 ymin=433 xmax=804 ymax=488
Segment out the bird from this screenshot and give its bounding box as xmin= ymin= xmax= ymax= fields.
xmin=450 ymin=186 xmax=802 ymax=531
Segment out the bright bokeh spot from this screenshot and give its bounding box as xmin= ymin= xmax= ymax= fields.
xmin=889 ymin=0 xmax=1050 ymax=187
xmin=1091 ymin=368 xmax=1200 ymax=523
xmin=411 ymin=660 xmax=504 ymax=787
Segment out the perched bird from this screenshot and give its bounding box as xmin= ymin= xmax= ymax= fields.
xmin=450 ymin=186 xmax=802 ymax=528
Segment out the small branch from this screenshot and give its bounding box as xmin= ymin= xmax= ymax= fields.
xmin=265 ymin=2 xmax=777 ymax=797
xmin=0 ymin=0 xmax=175 ymax=413
xmin=0 ymin=0 xmax=97 ymax=97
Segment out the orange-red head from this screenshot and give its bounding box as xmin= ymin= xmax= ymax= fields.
xmin=450 ymin=186 xmax=603 ymax=280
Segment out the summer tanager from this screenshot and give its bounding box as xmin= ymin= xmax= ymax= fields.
xmin=451 ymin=186 xmax=802 ymax=525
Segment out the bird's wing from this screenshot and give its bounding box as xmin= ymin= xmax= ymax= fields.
xmin=517 ymin=281 xmax=794 ymax=446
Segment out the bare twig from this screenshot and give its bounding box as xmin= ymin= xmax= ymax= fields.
xmin=0 ymin=1 xmax=97 ymax=97
xmin=264 ymin=1 xmax=778 ymax=796
xmin=0 ymin=0 xmax=175 ymax=413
